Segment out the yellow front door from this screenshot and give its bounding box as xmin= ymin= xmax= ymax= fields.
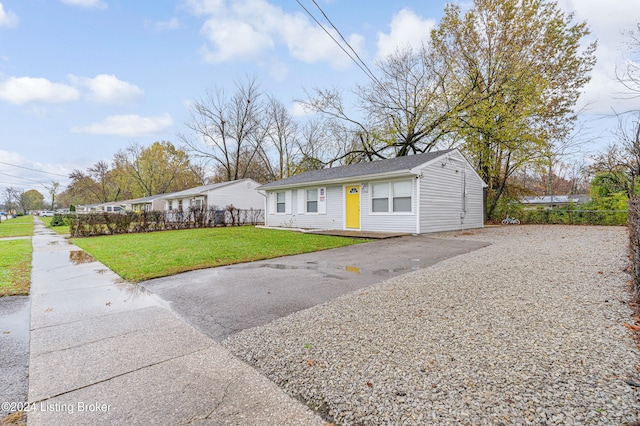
xmin=345 ymin=185 xmax=360 ymax=229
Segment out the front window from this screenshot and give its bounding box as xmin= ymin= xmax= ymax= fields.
xmin=392 ymin=181 xmax=412 ymax=212
xmin=306 ymin=189 xmax=318 ymax=213
xmin=371 ymin=180 xmax=412 ymax=213
xmin=372 ymin=183 xmax=389 ymax=213
xmin=276 ymin=192 xmax=285 ymax=213
xmin=178 ymin=200 xmax=183 ymax=211
xmin=168 ymin=201 xmax=173 ymax=210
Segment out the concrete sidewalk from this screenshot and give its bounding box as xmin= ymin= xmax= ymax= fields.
xmin=27 ymin=219 xmax=324 ymax=425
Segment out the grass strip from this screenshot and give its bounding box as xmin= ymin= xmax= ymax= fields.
xmin=40 ymin=216 xmax=70 ymax=235
xmin=0 ymin=239 xmax=32 ymax=296
xmin=0 ymin=215 xmax=34 ymax=238
xmin=72 ymin=226 xmax=367 ymax=282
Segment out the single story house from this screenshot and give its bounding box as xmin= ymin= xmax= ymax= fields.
xmin=74 ymin=202 xmax=126 ymax=214
xmin=159 ymin=179 xmax=263 ymax=212
xmin=521 ymin=195 xmax=591 ymax=210
xmin=122 ymin=194 xmax=167 ymax=212
xmin=259 ymin=149 xmax=486 ymax=234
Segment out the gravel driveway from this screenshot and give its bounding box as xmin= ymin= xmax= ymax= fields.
xmin=223 ymin=225 xmax=640 ymax=425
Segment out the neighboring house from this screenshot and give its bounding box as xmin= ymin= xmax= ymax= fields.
xmin=521 ymin=195 xmax=591 ymax=210
xmin=75 ymin=204 xmax=100 ymax=214
xmin=259 ymin=149 xmax=486 ymax=234
xmin=159 ymin=179 xmax=263 ymax=211
xmin=76 ymin=202 xmax=125 ymax=214
xmin=122 ymin=194 xmax=167 ymax=212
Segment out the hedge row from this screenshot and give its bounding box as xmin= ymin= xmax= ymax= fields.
xmin=518 ymin=209 xmax=628 ymax=226
xmin=69 ymin=206 xmax=264 ymax=237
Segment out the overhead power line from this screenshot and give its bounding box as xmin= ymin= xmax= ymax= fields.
xmin=309 ymin=0 xmax=385 ymax=90
xmin=0 ymin=161 xmax=69 ymax=178
xmin=295 ymin=0 xmax=385 ymax=91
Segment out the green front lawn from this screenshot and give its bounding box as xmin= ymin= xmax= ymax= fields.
xmin=0 ymin=215 xmax=34 ymax=238
xmin=72 ymin=226 xmax=368 ymax=282
xmin=0 ymin=239 xmax=32 ymax=296
xmin=40 ymin=216 xmax=71 ymax=234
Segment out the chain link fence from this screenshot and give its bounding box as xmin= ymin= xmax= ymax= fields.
xmin=69 ymin=206 xmax=264 ymax=237
xmin=629 ymin=198 xmax=640 ymax=301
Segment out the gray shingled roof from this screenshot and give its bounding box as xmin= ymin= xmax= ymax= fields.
xmin=159 ymin=180 xmax=238 ymax=199
xmin=259 ymin=149 xmax=455 ymax=189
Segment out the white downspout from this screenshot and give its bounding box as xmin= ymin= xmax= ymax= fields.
xmin=416 ymin=174 xmax=421 ymax=234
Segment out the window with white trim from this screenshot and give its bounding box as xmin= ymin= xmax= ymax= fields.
xmin=168 ymin=200 xmax=173 ymax=210
xmin=306 ymin=189 xmax=318 ymax=213
xmin=371 ymin=183 xmax=389 ymax=213
xmin=276 ymin=192 xmax=286 ymax=213
xmin=371 ymin=180 xmax=412 ymax=213
xmin=392 ymin=181 xmax=412 ymax=212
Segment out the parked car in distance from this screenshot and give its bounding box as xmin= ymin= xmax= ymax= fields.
xmin=40 ymin=211 xmax=55 ymax=217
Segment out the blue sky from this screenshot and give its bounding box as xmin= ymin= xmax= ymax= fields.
xmin=1 ymin=0 xmax=639 ymax=195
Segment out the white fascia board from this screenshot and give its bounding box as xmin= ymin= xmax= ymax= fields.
xmin=263 ymin=170 xmax=416 ymax=191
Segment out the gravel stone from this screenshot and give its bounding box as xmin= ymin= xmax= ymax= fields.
xmin=223 ymin=225 xmax=640 ymax=425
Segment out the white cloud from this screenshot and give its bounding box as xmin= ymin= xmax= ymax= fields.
xmin=376 ymin=8 xmax=434 ymax=60
xmin=289 ymin=101 xmax=311 ymax=117
xmin=0 ymin=2 xmax=18 ymax=28
xmin=558 ymin=0 xmax=640 ymax=114
xmin=145 ymin=17 xmax=182 ymax=32
xmin=187 ymin=0 xmax=363 ymax=69
xmin=0 ymin=74 xmax=142 ymax=105
xmin=59 ymin=0 xmax=107 ymax=10
xmin=0 ymin=76 xmax=80 ymax=105
xmin=71 ymin=113 xmax=173 ymax=137
xmin=68 ymin=74 xmax=143 ymax=104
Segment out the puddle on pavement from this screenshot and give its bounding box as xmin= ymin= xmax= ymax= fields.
xmin=345 ymin=265 xmax=361 ymax=274
xmin=0 ymin=297 xmax=30 ymax=347
xmin=69 ymin=250 xmax=96 ymax=265
xmin=373 ymin=267 xmax=409 ymax=276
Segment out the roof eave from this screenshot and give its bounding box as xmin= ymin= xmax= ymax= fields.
xmin=258 ymin=170 xmax=415 ymax=191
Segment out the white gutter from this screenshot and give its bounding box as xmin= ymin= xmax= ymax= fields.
xmin=259 ymin=170 xmax=415 ymax=191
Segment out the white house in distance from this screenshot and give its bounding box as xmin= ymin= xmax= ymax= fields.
xmin=123 ymin=194 xmax=167 ymax=212
xmin=259 ymin=149 xmax=486 ymax=234
xmin=159 ymin=179 xmax=263 ymax=211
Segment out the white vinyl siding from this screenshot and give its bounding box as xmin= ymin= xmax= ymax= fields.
xmin=206 ymin=180 xmax=263 ymax=210
xmin=265 ymin=186 xmax=340 ymax=229
xmin=418 ymin=150 xmax=484 ymax=232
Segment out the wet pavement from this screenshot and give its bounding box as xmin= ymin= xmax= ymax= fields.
xmin=0 ymin=296 xmax=30 ymax=418
xmin=142 ymin=235 xmax=490 ymax=341
xmin=24 ymin=218 xmax=325 ymax=425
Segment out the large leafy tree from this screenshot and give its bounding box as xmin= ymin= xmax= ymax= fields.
xmin=431 ymin=0 xmax=596 ymax=217
xmin=304 ymin=0 xmax=595 ymax=218
xmin=6 ymin=188 xmax=44 ymax=214
xmin=113 ymin=141 xmax=200 ymax=197
xmin=68 ymin=161 xmax=125 ymax=204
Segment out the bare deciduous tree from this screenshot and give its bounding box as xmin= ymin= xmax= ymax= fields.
xmin=181 ymin=77 xmax=266 ymax=182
